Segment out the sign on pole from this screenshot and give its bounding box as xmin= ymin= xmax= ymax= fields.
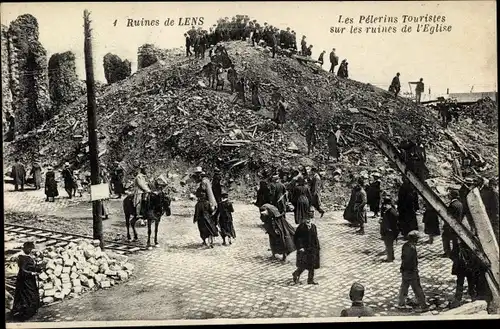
xmin=90 ymin=183 xmax=110 ymax=201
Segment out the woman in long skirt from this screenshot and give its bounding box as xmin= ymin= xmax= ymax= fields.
xmin=44 ymin=166 xmax=58 ymax=202
xmin=194 ymin=191 xmax=219 ymax=248
xmin=11 ymin=242 xmax=44 ymax=322
xmin=291 ymin=177 xmax=312 ymax=225
xmin=260 ymin=203 xmax=296 ymax=261
xmin=423 ymin=201 xmax=440 ymax=244
xmin=218 ymin=191 xmax=236 ymax=245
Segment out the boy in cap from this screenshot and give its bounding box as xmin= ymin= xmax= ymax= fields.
xmin=340 ymin=282 xmax=375 ymax=317
xmin=398 ymin=230 xmax=428 ymax=310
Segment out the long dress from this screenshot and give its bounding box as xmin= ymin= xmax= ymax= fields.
xmin=194 ymin=199 xmax=219 ymax=240
xmin=292 ymin=185 xmax=312 ymax=224
xmin=294 ymin=223 xmax=321 ymax=270
xmin=11 ymin=254 xmax=42 ymax=321
xmin=328 ymin=133 xmax=338 ymax=159
xmin=260 ymin=203 xmax=296 ymax=256
xmin=30 ymin=163 xmax=42 ymax=190
xmin=218 ymin=200 xmax=236 ymax=239
xmin=423 ymin=208 xmax=440 ymax=236
xmin=44 ymin=171 xmax=59 ymax=198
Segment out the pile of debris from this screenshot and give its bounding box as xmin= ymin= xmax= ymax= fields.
xmin=3 ymin=40 xmax=497 ymax=205
xmin=5 ymin=237 xmax=134 ymax=307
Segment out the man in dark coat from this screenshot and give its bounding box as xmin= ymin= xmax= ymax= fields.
xmin=380 ymin=196 xmax=399 ymax=262
xmin=442 ymin=189 xmax=464 ymax=258
xmin=270 ymin=175 xmax=288 ymax=217
xmin=184 ymin=33 xmax=192 ymax=57
xmin=329 ymin=48 xmax=338 ymax=73
xmin=274 ymin=97 xmax=288 ymax=129
xmin=397 ymin=230 xmax=428 ymax=310
xmin=318 ymin=51 xmax=326 ymax=67
xmin=292 ymin=217 xmax=320 ymax=285
xmin=309 ymin=167 xmax=325 ymax=218
xmin=305 ymin=122 xmax=318 ymax=155
xmin=397 ymin=178 xmax=419 ymax=238
xmin=450 ymin=240 xmax=480 ymax=306
xmin=11 ymin=158 xmax=26 ymax=192
xmin=44 ymin=166 xmax=58 ymax=202
xmin=255 ymin=180 xmax=271 ymax=210
xmin=61 ymin=162 xmax=76 ymax=199
xmin=212 ymin=168 xmax=223 ymax=204
xmin=389 ymin=73 xmax=401 ymax=97
xmin=340 ymin=283 xmax=375 ymax=317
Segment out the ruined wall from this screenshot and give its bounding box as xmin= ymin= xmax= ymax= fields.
xmin=8 ymin=14 xmax=50 ymax=133
xmin=1 ymin=25 xmax=13 ymax=122
xmin=103 ymin=53 xmax=132 ymax=84
xmin=48 ymin=51 xmax=80 ymax=113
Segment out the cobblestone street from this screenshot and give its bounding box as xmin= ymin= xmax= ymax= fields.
xmin=4 ymin=184 xmax=459 ymax=321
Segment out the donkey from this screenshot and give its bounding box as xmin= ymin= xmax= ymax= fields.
xmin=123 ymin=191 xmax=171 ymax=249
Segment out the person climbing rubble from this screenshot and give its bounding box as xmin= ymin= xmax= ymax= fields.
xmin=409 ymin=78 xmax=425 ymax=104
xmin=305 ymin=122 xmax=318 ymax=155
xmin=318 ymin=50 xmax=326 ymax=67
xmin=337 ymin=59 xmax=349 ymax=78
xmin=389 ymin=72 xmax=401 ymax=98
xmin=274 ymin=95 xmax=288 ymax=129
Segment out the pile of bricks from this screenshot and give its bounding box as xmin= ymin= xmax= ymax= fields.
xmin=36 ymin=239 xmax=134 ymax=305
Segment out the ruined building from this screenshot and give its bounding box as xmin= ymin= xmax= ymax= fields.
xmin=48 ymin=51 xmax=81 ymax=112
xmin=137 ymin=44 xmax=164 ymax=69
xmin=5 ymin=14 xmax=50 ymax=133
xmin=103 ymin=53 xmax=131 ymax=84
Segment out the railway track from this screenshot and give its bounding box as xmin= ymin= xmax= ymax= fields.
xmin=4 ymin=223 xmax=147 ymax=254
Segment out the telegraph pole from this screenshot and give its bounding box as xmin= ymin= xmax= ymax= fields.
xmin=83 ymin=10 xmax=104 ymax=249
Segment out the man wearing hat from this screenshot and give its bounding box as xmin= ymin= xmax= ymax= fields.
xmin=340 ymin=283 xmax=375 ymax=317
xmin=309 ymin=167 xmax=325 ymax=218
xmin=398 ymin=230 xmax=427 ymax=310
xmin=61 ymin=162 xmax=76 ymax=199
xmin=269 ymin=174 xmax=288 ymax=217
xmin=380 ymin=196 xmax=399 ymax=262
xmin=329 ymin=48 xmax=339 ymax=74
xmin=442 ymin=189 xmax=464 ymax=258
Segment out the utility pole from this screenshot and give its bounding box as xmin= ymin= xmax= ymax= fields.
xmin=83 ymin=10 xmax=104 ymax=249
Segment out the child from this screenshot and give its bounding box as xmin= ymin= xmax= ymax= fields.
xmin=217 ymin=191 xmax=236 ymax=245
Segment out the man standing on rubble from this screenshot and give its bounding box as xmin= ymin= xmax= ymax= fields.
xmin=389 ymin=73 xmax=401 ymax=98
xmin=305 ymin=122 xmax=318 ymax=155
xmin=397 ymin=230 xmax=428 ymax=311
xmin=227 ymin=64 xmax=237 ymax=93
xmin=329 ymin=48 xmax=339 ymax=74
xmin=275 ymin=96 xmax=288 ymax=129
xmin=409 ymin=78 xmax=425 ymax=104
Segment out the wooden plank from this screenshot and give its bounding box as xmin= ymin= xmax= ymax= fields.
xmin=467 ymin=188 xmax=500 ymax=284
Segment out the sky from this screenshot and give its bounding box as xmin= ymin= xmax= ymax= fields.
xmin=1 ymin=1 xmax=497 ymax=94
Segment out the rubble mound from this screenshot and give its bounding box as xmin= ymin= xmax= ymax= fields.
xmin=5 ymin=237 xmax=134 ymax=308
xmin=103 ymin=53 xmax=132 ymax=84
xmin=3 ymin=40 xmax=498 ymax=203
